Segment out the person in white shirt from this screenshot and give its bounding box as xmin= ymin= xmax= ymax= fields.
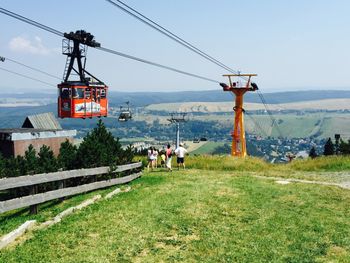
xmin=174 ymin=143 xmax=188 ymax=170
xmin=147 ymin=147 xmax=156 ymax=171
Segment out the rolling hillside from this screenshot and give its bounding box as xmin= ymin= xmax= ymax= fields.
xmin=2 ymin=89 xmax=350 ymax=107
xmin=1 ymin=157 xmax=350 ymax=262
xmin=145 ymin=98 xmax=350 ymax=112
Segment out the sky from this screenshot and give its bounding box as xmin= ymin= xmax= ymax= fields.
xmin=0 ymin=0 xmax=350 ymax=93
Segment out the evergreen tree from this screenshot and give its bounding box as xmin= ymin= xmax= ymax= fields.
xmin=323 ymin=138 xmax=334 ymax=156
xmin=339 ymin=139 xmax=350 ymax=155
xmin=309 ymin=146 xmax=317 ymax=159
xmin=0 ymin=154 xmax=5 ymax=178
xmin=37 ymin=145 xmax=58 ymax=173
xmin=24 ymin=144 xmax=38 ymax=175
xmin=77 ymin=120 xmax=123 ymax=168
xmin=3 ymin=156 xmax=26 ymax=177
xmin=120 ymin=144 xmax=135 ymax=164
xmin=58 ymin=140 xmax=78 ymax=170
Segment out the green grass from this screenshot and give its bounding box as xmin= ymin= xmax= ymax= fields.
xmin=1 ymin=156 xmax=350 ymax=262
xmin=287 ymin=155 xmax=350 ymax=172
xmin=190 ymin=141 xmax=225 ymax=155
xmin=0 ymin=169 xmax=349 ymax=262
xmin=0 ymin=187 xmax=127 ymax=237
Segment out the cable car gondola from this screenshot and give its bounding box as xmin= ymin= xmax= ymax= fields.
xmin=118 ymin=101 xmax=132 ymax=122
xmin=58 ymin=30 xmax=108 ymax=119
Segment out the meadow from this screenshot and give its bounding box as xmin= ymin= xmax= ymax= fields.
xmin=0 ymin=156 xmax=350 ymax=262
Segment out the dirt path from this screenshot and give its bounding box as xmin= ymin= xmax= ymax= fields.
xmin=254 ymin=175 xmax=350 ymax=190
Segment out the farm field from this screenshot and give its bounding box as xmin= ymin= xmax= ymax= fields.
xmin=1 ymin=157 xmax=350 ymax=262
xmin=145 ymin=98 xmax=350 ymax=112
xmin=131 ymin=110 xmax=350 ymax=140
xmin=190 ymin=141 xmax=225 ymax=155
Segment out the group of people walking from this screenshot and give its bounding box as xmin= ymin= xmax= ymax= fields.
xmin=147 ymin=143 xmax=188 ymax=172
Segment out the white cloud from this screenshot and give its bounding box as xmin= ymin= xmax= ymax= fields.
xmin=9 ymin=36 xmax=53 ymax=55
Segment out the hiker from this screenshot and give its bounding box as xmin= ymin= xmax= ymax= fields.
xmin=154 ymin=148 xmax=159 ymax=168
xmin=165 ymin=144 xmax=173 ymax=172
xmin=147 ymin=147 xmax=156 ymax=171
xmin=160 ymin=151 xmax=166 ymax=168
xmin=175 ymin=143 xmax=188 ymax=170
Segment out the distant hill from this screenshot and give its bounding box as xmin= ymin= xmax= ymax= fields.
xmin=109 ymin=89 xmax=350 ymax=106
xmin=1 ymin=89 xmax=350 ymax=107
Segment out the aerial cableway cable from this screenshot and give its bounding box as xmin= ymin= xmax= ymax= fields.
xmin=1 ymin=5 xmax=284 ymax=136
xmin=96 ymin=46 xmax=219 ymax=83
xmin=256 ymin=90 xmax=284 ymax=138
xmin=0 ymin=66 xmax=56 ymax=87
xmin=2 ymin=56 xmax=61 ymax=80
xmin=245 ymin=111 xmax=269 ymax=137
xmin=104 ymin=0 xmax=242 ymax=76
xmin=0 ymin=7 xmax=220 ymax=84
xmin=0 ymin=7 xmax=64 ymax=37
xmin=103 ymin=0 xmax=286 ymax=137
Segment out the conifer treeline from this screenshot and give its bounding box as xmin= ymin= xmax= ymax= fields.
xmin=0 ymin=120 xmax=134 ymax=178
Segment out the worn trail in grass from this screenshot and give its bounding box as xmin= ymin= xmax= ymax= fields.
xmin=1 ymin=169 xmax=350 ymax=262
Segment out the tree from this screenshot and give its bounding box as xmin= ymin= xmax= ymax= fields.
xmin=37 ymin=145 xmax=57 ymax=173
xmin=323 ymin=138 xmax=334 ymax=156
xmin=58 ymin=140 xmax=78 ymax=170
xmin=24 ymin=144 xmax=38 ymax=175
xmin=3 ymin=156 xmax=26 ymax=177
xmin=339 ymin=139 xmax=350 ymax=155
xmin=119 ymin=144 xmax=135 ymax=164
xmin=309 ymin=146 xmax=317 ymax=159
xmin=77 ymin=120 xmax=124 ymax=168
xmin=0 ymin=154 xmax=5 ymax=178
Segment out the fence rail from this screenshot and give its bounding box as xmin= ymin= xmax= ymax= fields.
xmin=0 ymin=162 xmax=142 ymax=214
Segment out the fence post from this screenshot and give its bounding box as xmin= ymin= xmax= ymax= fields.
xmin=59 ymin=180 xmax=65 ymax=201
xmin=29 ymin=185 xmax=38 ymax=214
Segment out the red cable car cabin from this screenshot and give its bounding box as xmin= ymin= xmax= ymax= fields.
xmin=58 ymin=82 xmax=108 ymax=118
xmin=57 ymin=30 xmax=109 ymax=119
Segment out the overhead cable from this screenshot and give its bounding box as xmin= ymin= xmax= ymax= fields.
xmin=0 ymin=66 xmax=56 ymax=87
xmin=96 ymin=46 xmax=219 ymax=83
xmin=245 ymin=111 xmax=269 ymax=137
xmin=103 ymin=0 xmax=288 ymax=136
xmin=0 ymin=7 xmax=64 ymax=37
xmin=0 ymin=7 xmax=219 ymax=84
xmin=2 ymin=56 xmax=61 ymax=80
xmin=104 ymin=0 xmax=242 ymax=76
xmin=256 ymin=90 xmax=284 ymax=138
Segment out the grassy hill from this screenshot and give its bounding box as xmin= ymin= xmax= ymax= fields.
xmin=1 ymin=156 xmax=350 ymax=262
xmin=145 ymin=98 xmax=350 ymax=112
xmin=2 ymin=89 xmax=350 ymax=107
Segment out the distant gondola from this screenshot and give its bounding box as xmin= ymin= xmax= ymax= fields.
xmin=118 ymin=101 xmax=132 ymax=122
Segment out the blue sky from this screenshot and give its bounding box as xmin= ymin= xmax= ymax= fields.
xmin=0 ymin=0 xmax=349 ymax=93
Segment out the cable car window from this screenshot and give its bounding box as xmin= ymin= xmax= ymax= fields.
xmin=85 ymin=88 xmax=91 ymax=99
xmin=100 ymin=88 xmax=106 ymax=98
xmin=72 ymin=88 xmax=84 ymax=99
xmin=60 ymin=88 xmax=71 ymax=99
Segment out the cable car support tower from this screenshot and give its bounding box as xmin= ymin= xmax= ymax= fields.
xmin=167 ymin=113 xmax=188 ymax=149
xmin=220 ymin=74 xmax=258 ymax=157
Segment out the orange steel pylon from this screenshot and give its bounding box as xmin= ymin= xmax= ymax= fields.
xmin=220 ymin=74 xmax=258 ymax=157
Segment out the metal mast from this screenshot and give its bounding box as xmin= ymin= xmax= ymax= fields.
xmin=220 ymin=74 xmax=258 ymax=157
xmin=62 ymin=30 xmax=101 ymax=83
xmin=167 ymin=112 xmax=188 ymax=149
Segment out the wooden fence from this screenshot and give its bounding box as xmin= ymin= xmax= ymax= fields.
xmin=0 ymin=162 xmax=142 ymax=214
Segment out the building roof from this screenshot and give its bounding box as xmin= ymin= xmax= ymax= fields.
xmin=22 ymin=112 xmax=62 ymax=130
xmin=0 ymin=129 xmax=76 ymax=141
